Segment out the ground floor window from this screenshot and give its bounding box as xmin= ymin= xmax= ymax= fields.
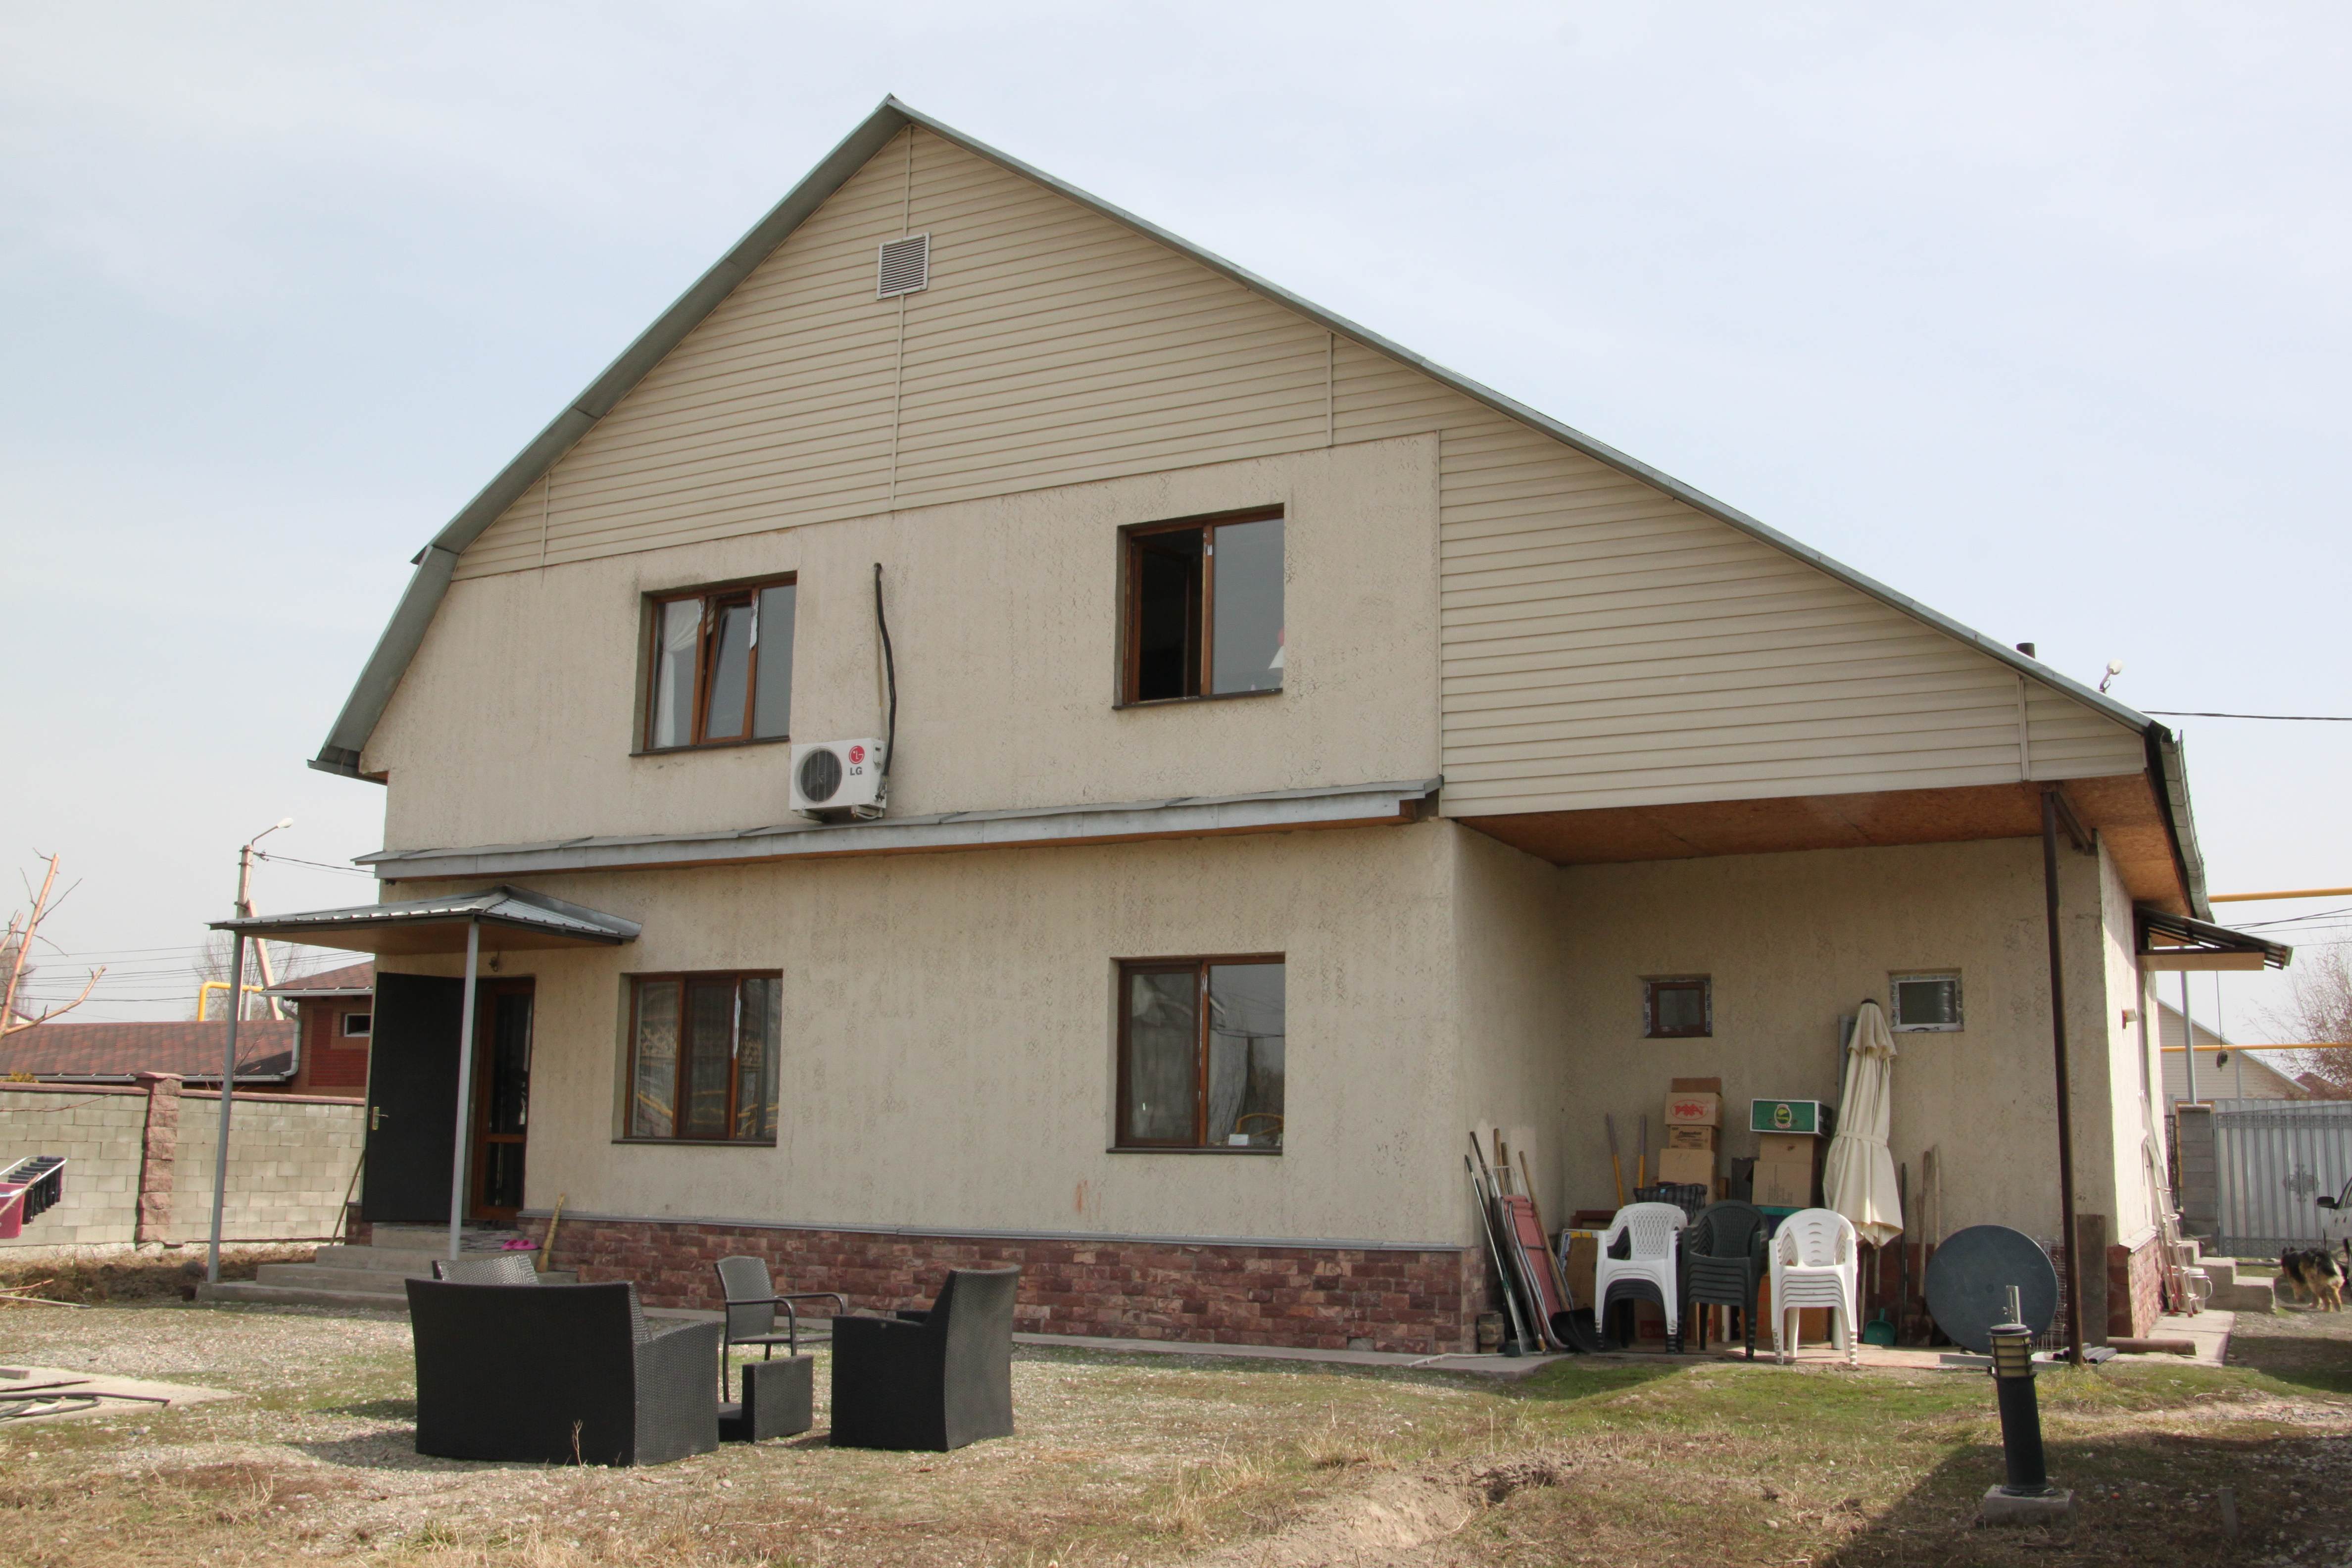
xmin=627 ymin=973 xmax=782 ymax=1141
xmin=1117 ymin=957 xmax=1284 ymax=1150
xmin=1644 ymin=976 xmax=1711 ymax=1038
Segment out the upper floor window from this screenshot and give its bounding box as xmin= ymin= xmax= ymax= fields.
xmin=1117 ymin=956 xmax=1285 ymax=1150
xmin=1644 ymin=977 xmax=1711 ymax=1039
xmin=1121 ymin=511 xmax=1283 ymax=704
xmin=646 ymin=578 xmax=795 ymax=750
xmin=627 ymin=972 xmax=781 ymax=1142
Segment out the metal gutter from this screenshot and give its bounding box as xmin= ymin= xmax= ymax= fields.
xmin=2145 ymin=731 xmax=2211 ymax=920
xmin=310 ymin=98 xmax=2185 ymax=877
xmin=362 ymin=777 xmax=1441 ymax=881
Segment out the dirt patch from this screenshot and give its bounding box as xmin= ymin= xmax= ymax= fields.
xmin=0 ymin=1245 xmax=315 ymax=1305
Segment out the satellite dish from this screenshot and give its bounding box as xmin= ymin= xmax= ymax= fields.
xmin=1924 ymin=1225 xmax=2059 ymax=1354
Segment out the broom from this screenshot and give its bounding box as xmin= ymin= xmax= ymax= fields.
xmin=1604 ymin=1114 xmax=1625 ymax=1207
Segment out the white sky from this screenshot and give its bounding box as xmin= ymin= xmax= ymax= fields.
xmin=3 ymin=4 xmax=2346 ymax=1037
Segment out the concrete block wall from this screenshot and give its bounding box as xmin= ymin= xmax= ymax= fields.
xmin=173 ymin=1091 xmax=365 ymax=1242
xmin=0 ymin=1084 xmax=149 ymax=1246
xmin=0 ymin=1080 xmax=362 ymax=1249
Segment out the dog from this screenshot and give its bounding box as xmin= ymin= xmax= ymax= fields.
xmin=2280 ymin=1246 xmax=2346 ymax=1311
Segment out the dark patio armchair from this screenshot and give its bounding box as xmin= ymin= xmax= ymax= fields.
xmin=431 ymin=1251 xmax=541 ymax=1285
xmin=714 ymin=1255 xmax=846 ymax=1398
xmin=830 ymin=1267 xmax=1018 ymax=1451
xmin=1683 ymin=1200 xmax=1769 ymax=1359
xmin=406 ymin=1278 xmax=721 ymax=1466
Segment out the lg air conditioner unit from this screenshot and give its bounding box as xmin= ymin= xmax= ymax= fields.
xmin=790 ymin=738 xmax=887 ymax=821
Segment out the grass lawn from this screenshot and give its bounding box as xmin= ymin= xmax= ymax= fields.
xmin=1 ymin=1267 xmax=2349 ymax=1566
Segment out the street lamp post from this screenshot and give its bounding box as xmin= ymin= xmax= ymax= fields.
xmin=206 ymin=818 xmax=292 ymax=1286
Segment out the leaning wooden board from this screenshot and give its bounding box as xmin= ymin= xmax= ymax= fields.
xmin=1498 ymin=1193 xmax=1569 ymax=1330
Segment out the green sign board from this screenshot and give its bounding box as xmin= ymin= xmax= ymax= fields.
xmin=1750 ymin=1098 xmax=1832 ymax=1135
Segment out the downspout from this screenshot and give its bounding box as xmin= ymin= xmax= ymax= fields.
xmin=2039 ymin=787 xmax=2088 ymax=1368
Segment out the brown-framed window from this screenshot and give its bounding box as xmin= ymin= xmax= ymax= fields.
xmin=1117 ymin=957 xmax=1285 ymax=1150
xmin=626 ymin=973 xmax=782 ymax=1142
xmin=645 ymin=577 xmax=796 ymax=750
xmin=1644 ymin=977 xmax=1711 ymax=1039
xmin=1121 ymin=510 xmax=1284 ymax=703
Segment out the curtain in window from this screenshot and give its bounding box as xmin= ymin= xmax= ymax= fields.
xmin=650 ymin=600 xmax=701 ymax=748
xmin=631 ymin=980 xmax=680 ymax=1138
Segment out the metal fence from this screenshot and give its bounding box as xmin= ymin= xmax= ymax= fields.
xmin=2211 ymin=1100 xmax=2352 ymax=1256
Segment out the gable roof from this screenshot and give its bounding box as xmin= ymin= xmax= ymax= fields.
xmin=0 ymin=1019 xmax=297 ymax=1083
xmin=311 ymin=97 xmax=2208 ymax=914
xmin=263 ymin=961 xmax=374 ymax=998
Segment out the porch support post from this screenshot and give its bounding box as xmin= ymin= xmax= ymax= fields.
xmin=204 ymin=933 xmax=245 ymax=1285
xmin=2180 ymin=970 xmax=2199 ymax=1106
xmin=2039 ymin=786 xmax=2087 ymax=1369
xmin=447 ymin=919 xmax=481 ymax=1264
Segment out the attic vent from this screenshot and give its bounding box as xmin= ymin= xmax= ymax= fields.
xmin=877 ymin=234 xmax=929 ymax=298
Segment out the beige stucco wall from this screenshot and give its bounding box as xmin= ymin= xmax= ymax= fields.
xmin=368 ymin=436 xmax=1441 ymax=853
xmin=1549 ymin=836 xmax=2134 ymax=1243
xmin=383 ymin=819 xmax=1475 ymax=1247
xmin=1451 ymin=827 xmax=1573 ymax=1209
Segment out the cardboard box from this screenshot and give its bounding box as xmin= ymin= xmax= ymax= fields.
xmin=1754 ymin=1161 xmax=1813 ymax=1208
xmin=1657 ymin=1147 xmax=1716 ymax=1186
xmin=1757 ymin=1133 xmax=1816 ymax=1163
xmin=1666 ymin=1125 xmax=1717 ymax=1150
xmin=1563 ymin=1230 xmax=1598 ymax=1308
xmin=1662 ymin=1091 xmax=1720 ymax=1127
xmin=1670 ymin=1077 xmax=1723 ymax=1094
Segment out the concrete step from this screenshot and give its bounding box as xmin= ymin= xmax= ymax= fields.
xmin=255 ymin=1262 xmax=578 ymax=1291
xmin=310 ymin=1245 xmax=450 ymax=1274
xmin=2211 ymin=1275 xmax=2277 ymax=1313
xmin=2204 ymin=1258 xmax=2240 ymax=1291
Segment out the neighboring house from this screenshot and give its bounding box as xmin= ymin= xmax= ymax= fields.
xmin=0 ymin=1018 xmax=299 ymax=1088
xmin=236 ymin=99 xmax=2290 ymax=1349
xmin=264 ymin=963 xmax=376 ymax=1097
xmin=2155 ymin=1001 xmax=2309 ymax=1106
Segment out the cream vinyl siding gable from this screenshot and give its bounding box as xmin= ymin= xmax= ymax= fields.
xmin=449 ymin=124 xmax=2144 ymax=823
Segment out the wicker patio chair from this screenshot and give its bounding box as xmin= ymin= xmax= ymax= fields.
xmin=406 ymin=1278 xmax=720 ymax=1465
xmin=830 ymin=1267 xmax=1019 ymax=1451
xmin=431 ymin=1251 xmax=541 ymax=1285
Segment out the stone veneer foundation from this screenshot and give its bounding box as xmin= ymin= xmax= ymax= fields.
xmin=548 ymin=1217 xmax=1480 ymax=1354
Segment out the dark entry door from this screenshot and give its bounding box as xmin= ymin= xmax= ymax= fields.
xmin=362 ymin=973 xmax=464 ymax=1225
xmin=469 ymin=981 xmax=535 ymax=1225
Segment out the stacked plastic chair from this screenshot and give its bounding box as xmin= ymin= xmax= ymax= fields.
xmin=1769 ymin=1207 xmax=1860 ymax=1365
xmin=1594 ymin=1201 xmax=1690 ymax=1351
xmin=1682 ymin=1201 xmax=1768 ymax=1359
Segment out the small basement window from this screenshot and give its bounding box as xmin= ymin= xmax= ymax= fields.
xmin=1122 ymin=511 xmax=1284 ymax=703
xmin=627 ymin=973 xmax=783 ymax=1142
xmin=645 ymin=577 xmax=796 ymax=751
xmin=1892 ymin=973 xmax=1963 ymax=1032
xmin=341 ymin=1011 xmax=372 ymax=1039
xmin=1118 ymin=957 xmax=1285 ymax=1149
xmin=1644 ymin=978 xmax=1711 ymax=1039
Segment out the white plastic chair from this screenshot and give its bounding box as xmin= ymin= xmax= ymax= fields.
xmin=1770 ymin=1208 xmax=1860 ymax=1365
xmin=1594 ymin=1202 xmax=1689 ymax=1347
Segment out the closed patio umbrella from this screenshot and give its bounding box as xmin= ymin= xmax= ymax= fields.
xmin=1824 ymin=1000 xmax=1903 ymax=1247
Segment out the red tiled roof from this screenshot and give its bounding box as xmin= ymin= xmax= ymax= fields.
xmin=265 ymin=961 xmax=373 ymax=996
xmin=0 ymin=1020 xmax=298 ymax=1081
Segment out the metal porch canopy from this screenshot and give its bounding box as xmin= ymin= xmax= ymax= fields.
xmin=210 ymin=885 xmax=641 ymax=953
xmin=202 ymin=886 xmax=638 ymax=1275
xmin=2138 ymin=909 xmax=2293 ymax=972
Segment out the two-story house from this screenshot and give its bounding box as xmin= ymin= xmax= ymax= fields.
xmin=229 ymin=98 xmax=2286 ymax=1352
